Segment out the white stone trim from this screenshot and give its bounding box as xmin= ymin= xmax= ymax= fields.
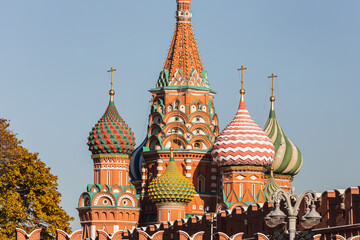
xmin=94 ymin=194 xmax=115 ymax=206
xmin=118 ymin=194 xmax=136 ymax=207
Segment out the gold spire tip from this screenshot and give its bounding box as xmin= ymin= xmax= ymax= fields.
xmin=267 ymin=73 xmax=278 ymax=98
xmin=170 ymin=129 xmax=174 ymax=158
xmin=170 ymin=147 xmax=174 ymax=158
xmin=270 ymin=165 xmax=274 ymax=177
xmin=107 ymin=67 xmax=117 ymax=101
xmin=267 ymin=73 xmax=277 ymax=110
xmin=237 ymin=65 xmax=247 ymax=101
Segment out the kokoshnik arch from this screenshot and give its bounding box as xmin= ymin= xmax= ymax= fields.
xmin=77 ymin=0 xmax=303 ymax=238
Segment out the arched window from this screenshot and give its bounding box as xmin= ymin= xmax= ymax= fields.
xmin=252 ymin=184 xmax=255 ymax=197
xmin=198 ymin=179 xmax=203 ymax=193
xmin=227 ymin=184 xmax=230 ymax=195
xmin=168 ymin=210 xmax=171 ymax=221
xmin=107 ymin=171 xmax=110 ymax=185
xmin=239 ymin=184 xmax=243 ymax=198
xmin=197 ymin=174 xmax=205 ymax=193
xmin=178 ymin=211 xmax=181 ymax=219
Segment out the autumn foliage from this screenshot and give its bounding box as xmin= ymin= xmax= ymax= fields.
xmin=0 ymin=119 xmax=73 ymax=239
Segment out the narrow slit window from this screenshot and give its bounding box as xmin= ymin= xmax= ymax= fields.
xmin=119 ymin=171 xmax=122 ymax=186
xmin=96 ymin=171 xmax=100 ymax=184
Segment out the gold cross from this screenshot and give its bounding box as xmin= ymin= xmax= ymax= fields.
xmin=268 ymin=73 xmax=278 ymax=97
xmin=170 ymin=129 xmax=175 ymax=157
xmin=107 ymin=67 xmax=117 ymax=92
xmin=237 ymin=65 xmax=247 ymax=90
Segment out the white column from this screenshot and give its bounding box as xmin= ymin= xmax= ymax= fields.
xmin=90 ymin=225 xmax=96 ymax=240
xmin=288 ymin=216 xmax=297 ymax=240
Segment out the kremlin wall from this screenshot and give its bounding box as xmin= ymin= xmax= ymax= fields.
xmin=15 ymin=186 xmax=360 ymax=240
xmin=15 ymin=0 xmax=359 ymax=239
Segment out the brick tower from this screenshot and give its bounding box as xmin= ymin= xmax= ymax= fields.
xmin=78 ymin=68 xmax=140 ymax=238
xmin=134 ymin=0 xmax=220 ymax=223
xmin=211 ymin=67 xmax=275 ymax=210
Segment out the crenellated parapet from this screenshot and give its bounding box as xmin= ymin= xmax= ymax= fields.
xmin=15 ymin=228 xmax=360 ymax=240
xmin=15 ymin=228 xmax=41 ymax=240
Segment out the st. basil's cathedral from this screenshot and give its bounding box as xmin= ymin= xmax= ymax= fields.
xmin=78 ymin=0 xmax=304 ymax=238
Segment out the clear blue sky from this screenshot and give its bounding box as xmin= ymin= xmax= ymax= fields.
xmin=1 ymin=0 xmax=359 ymax=230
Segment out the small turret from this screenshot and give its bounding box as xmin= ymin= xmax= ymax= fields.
xmin=148 ymin=147 xmax=195 ymax=222
xmin=263 ymin=73 xmax=303 ymax=192
xmin=212 ymin=67 xmax=275 ymax=207
xmin=78 ymin=68 xmax=140 ymax=237
xmin=263 ymin=74 xmax=303 ymax=171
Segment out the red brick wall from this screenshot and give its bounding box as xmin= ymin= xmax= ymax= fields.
xmin=15 ymin=229 xmax=41 ymax=240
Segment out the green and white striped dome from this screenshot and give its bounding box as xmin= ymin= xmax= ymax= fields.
xmin=263 ymin=108 xmax=303 ymax=176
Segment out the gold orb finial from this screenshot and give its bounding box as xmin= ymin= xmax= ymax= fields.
xmin=107 ymin=67 xmax=117 ymax=102
xmin=170 ymin=146 xmax=174 ymax=158
xmin=268 ymin=73 xmax=278 ymax=111
xmin=237 ymin=66 xmax=247 ymax=102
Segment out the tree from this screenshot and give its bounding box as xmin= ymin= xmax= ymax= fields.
xmin=0 ymin=119 xmax=73 ymax=239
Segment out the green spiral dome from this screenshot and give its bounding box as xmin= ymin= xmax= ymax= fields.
xmin=263 ymin=109 xmax=303 ymax=176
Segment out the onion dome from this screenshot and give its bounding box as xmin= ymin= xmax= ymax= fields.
xmin=264 ymin=166 xmax=280 ymax=200
xmin=212 ymin=66 xmax=275 ymax=166
xmin=130 ymin=137 xmax=147 ymax=181
xmin=148 ymin=148 xmax=195 ymax=203
xmin=263 ymin=94 xmax=303 ymax=175
xmin=88 ymin=68 xmax=135 ymax=155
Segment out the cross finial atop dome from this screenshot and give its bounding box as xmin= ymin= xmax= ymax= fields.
xmin=237 ymin=65 xmax=247 ymax=102
xmin=107 ymin=67 xmax=117 ymax=102
xmin=268 ymin=73 xmax=278 ymax=111
xmin=87 ymin=67 xmax=135 ymax=155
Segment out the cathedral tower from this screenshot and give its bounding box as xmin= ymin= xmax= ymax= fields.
xmin=78 ymin=68 xmax=140 ymax=238
xmin=263 ymin=74 xmax=303 ymax=192
xmin=211 ymin=67 xmax=275 ymax=210
xmin=133 ymin=0 xmax=220 ymax=222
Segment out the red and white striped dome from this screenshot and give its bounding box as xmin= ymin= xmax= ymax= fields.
xmin=211 ymin=99 xmax=275 ymax=167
